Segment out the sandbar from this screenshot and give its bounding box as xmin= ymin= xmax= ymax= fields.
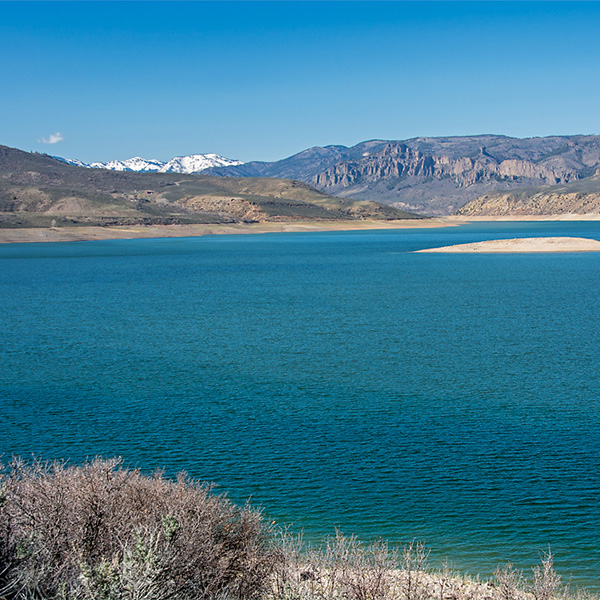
xmin=416 ymin=236 xmax=600 ymax=253
xmin=0 ymin=218 xmax=463 ymax=244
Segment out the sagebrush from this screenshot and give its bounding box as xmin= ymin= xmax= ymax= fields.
xmin=0 ymin=458 xmax=279 ymax=600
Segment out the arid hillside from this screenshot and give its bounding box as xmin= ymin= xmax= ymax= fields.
xmin=0 ymin=145 xmax=417 ymax=228
xmin=456 ymin=174 xmax=600 ymax=216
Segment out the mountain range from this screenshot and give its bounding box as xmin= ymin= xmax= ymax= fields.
xmin=55 ymin=153 xmax=244 ymax=174
xmin=60 ymin=135 xmax=600 ymax=216
xmin=204 ymin=135 xmax=600 ymax=215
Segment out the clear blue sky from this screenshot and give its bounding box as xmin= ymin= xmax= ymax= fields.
xmin=2 ymin=1 xmax=600 ymax=163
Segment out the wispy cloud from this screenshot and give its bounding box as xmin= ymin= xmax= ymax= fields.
xmin=38 ymin=132 xmax=64 ymax=144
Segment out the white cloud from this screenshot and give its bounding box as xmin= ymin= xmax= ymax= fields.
xmin=38 ymin=132 xmax=64 ymax=144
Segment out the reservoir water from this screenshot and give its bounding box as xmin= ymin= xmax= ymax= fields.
xmin=1 ymin=221 xmax=599 ymax=588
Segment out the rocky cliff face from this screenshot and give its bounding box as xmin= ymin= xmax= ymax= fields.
xmin=208 ymin=135 xmax=600 ymax=216
xmin=313 ymin=145 xmax=577 ymax=189
xmin=310 ymin=137 xmax=600 ymax=215
xmin=457 ymin=174 xmax=600 ymax=216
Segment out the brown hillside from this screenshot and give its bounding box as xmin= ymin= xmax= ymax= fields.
xmin=0 ymin=145 xmax=418 ymax=228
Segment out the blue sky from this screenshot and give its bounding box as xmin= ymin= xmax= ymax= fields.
xmin=2 ymin=1 xmax=600 ymax=163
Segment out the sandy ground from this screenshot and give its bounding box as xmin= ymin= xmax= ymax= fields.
xmin=417 ymin=236 xmax=600 ymax=253
xmin=0 ymin=218 xmax=463 ymax=244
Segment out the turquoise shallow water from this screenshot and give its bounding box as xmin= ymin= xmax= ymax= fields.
xmin=1 ymin=221 xmax=600 ymax=588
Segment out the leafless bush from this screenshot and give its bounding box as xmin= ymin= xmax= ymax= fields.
xmin=0 ymin=457 xmax=279 ymax=600
xmin=435 ymin=560 xmax=458 ymax=600
xmin=268 ymin=529 xmax=303 ymax=600
xmin=572 ymin=588 xmax=599 ymax=600
xmin=399 ymin=540 xmax=430 ymax=600
xmin=267 ymin=531 xmax=398 ymax=600
xmin=336 ymin=535 xmax=397 ymax=600
xmin=494 ymin=563 xmax=525 ymax=600
xmin=532 ymin=551 xmax=561 ymax=600
xmin=266 ymin=535 xmax=597 ymax=600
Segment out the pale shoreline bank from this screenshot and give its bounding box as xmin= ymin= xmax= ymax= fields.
xmin=0 ymin=218 xmax=463 ymax=244
xmin=1 ymin=214 xmax=600 ymax=244
xmin=417 ymin=236 xmax=600 ymax=253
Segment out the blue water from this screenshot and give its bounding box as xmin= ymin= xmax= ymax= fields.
xmin=1 ymin=221 xmax=600 ymax=588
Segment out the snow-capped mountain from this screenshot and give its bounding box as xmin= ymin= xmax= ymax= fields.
xmin=55 ymin=153 xmax=244 ymax=174
xmin=90 ymin=157 xmax=165 ymax=172
xmin=161 ymin=154 xmax=243 ymax=173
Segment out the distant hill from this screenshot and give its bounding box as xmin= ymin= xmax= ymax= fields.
xmin=205 ymin=135 xmax=600 ymax=215
xmin=0 ymin=145 xmax=416 ymax=228
xmin=456 ymin=174 xmax=600 ymax=217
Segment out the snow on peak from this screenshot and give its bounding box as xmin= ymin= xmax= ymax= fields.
xmin=54 ymin=156 xmax=89 ymax=168
xmin=160 ymin=154 xmax=243 ymax=173
xmin=101 ymin=157 xmax=164 ymax=172
xmin=57 ymin=153 xmax=244 ymax=174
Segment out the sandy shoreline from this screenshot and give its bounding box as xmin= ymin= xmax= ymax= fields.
xmin=2 ymin=214 xmax=600 ymax=244
xmin=417 ymin=236 xmax=600 ymax=253
xmin=0 ymin=218 xmax=463 ymax=244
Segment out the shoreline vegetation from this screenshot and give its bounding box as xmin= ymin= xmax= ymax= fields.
xmin=0 ymin=459 xmax=596 ymax=600
xmin=1 ymin=214 xmax=600 ymax=244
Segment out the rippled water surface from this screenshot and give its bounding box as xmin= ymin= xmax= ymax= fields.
xmin=1 ymin=222 xmax=600 ymax=588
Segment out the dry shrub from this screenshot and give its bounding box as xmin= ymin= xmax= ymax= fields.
xmin=494 ymin=563 xmax=525 ymax=600
xmin=532 ymin=551 xmax=561 ymax=600
xmin=399 ymin=540 xmax=430 ymax=600
xmin=339 ymin=537 xmax=396 ymax=600
xmin=0 ymin=457 xmax=279 ymax=600
xmin=267 ymin=534 xmax=587 ymax=600
xmin=268 ymin=531 xmax=398 ymax=600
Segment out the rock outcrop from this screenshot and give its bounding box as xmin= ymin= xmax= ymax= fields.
xmin=457 ymin=174 xmax=600 ymax=216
